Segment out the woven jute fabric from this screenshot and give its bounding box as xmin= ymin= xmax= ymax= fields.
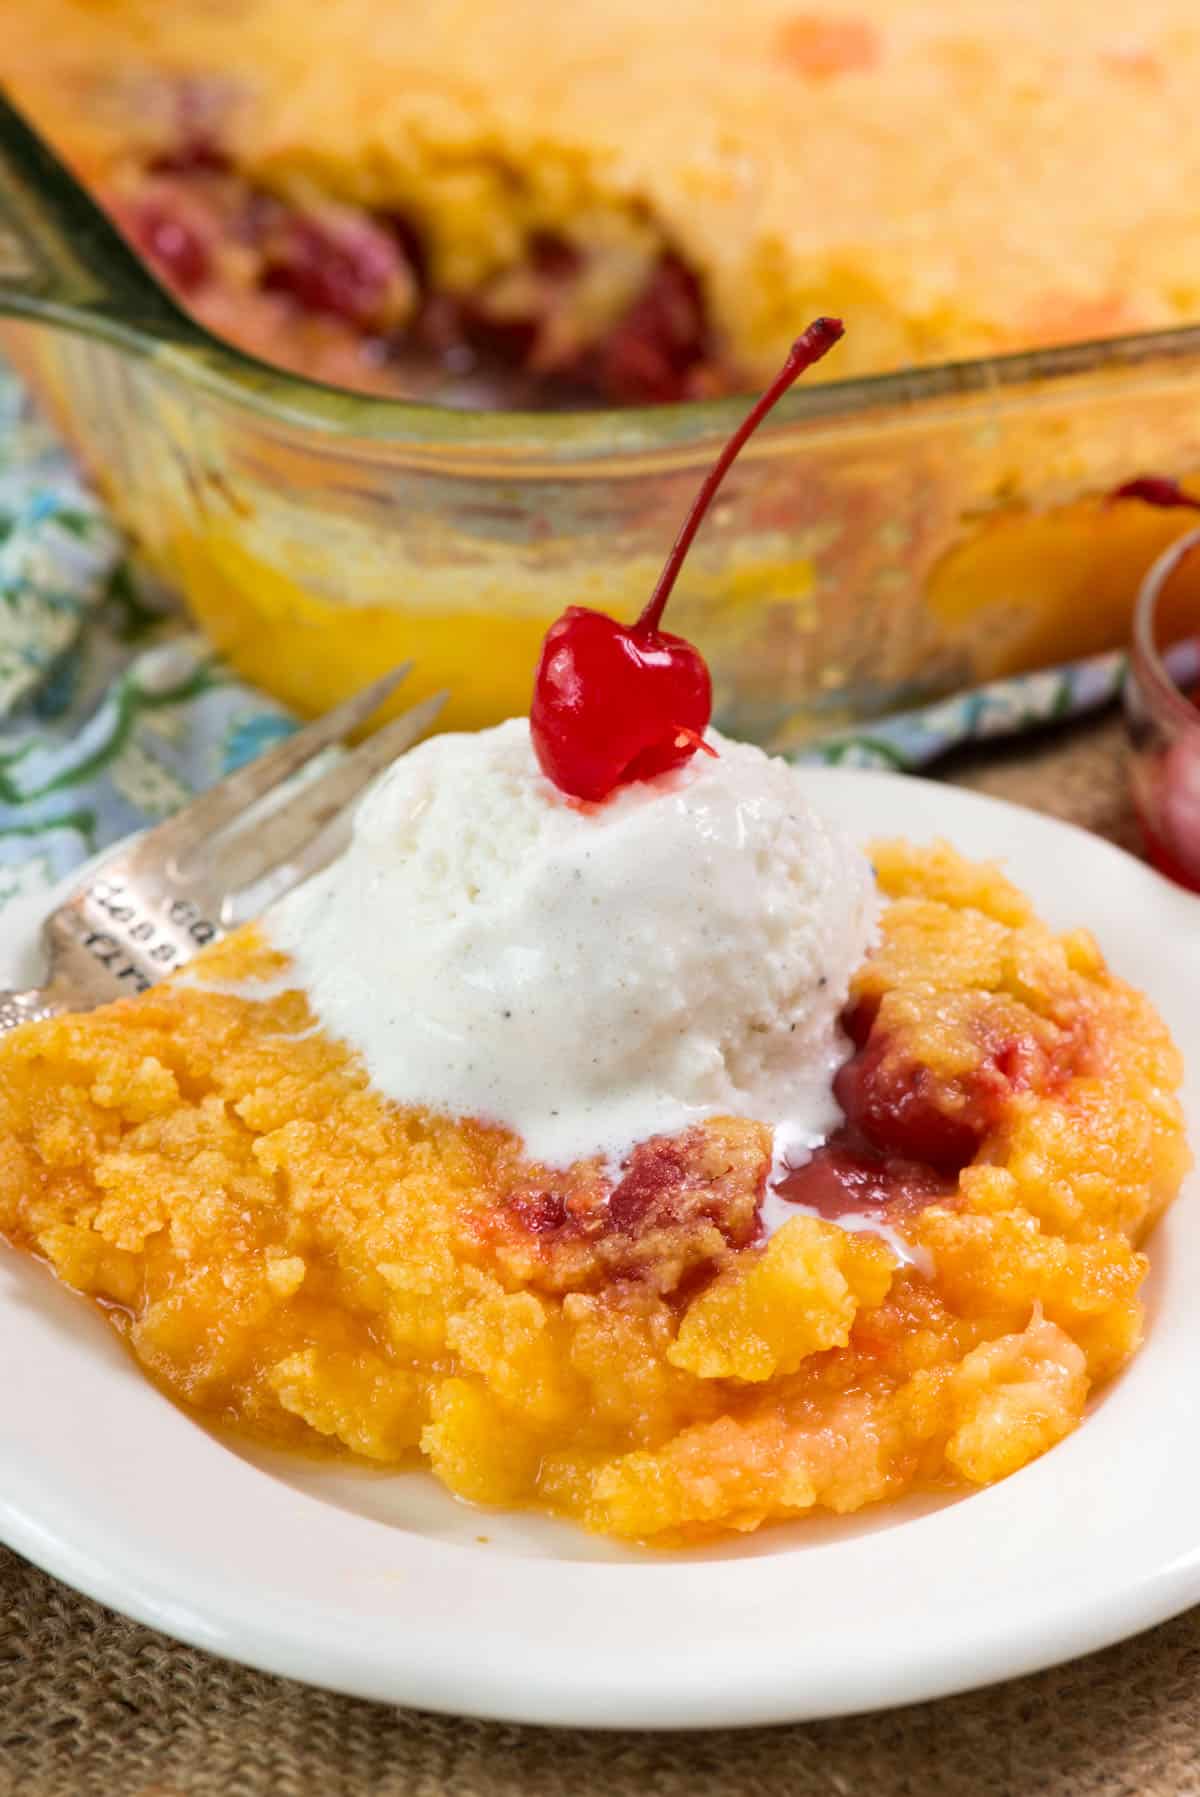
xmin=4 ymin=708 xmax=1196 ymax=1797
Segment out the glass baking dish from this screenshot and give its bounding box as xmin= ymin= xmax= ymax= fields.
xmin=4 ymin=92 xmax=1200 ymax=745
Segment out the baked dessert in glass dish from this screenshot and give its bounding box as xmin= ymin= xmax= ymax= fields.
xmin=0 ymin=333 xmax=1188 ymax=1543
xmin=7 ymin=0 xmax=1200 ymax=405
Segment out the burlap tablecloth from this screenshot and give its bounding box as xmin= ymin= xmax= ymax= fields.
xmin=4 ymin=709 xmax=1197 ymax=1797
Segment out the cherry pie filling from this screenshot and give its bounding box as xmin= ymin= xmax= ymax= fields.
xmin=479 ymin=979 xmax=1092 ymax=1300
xmin=788 ymin=987 xmax=1088 ymax=1211
xmin=110 ymin=140 xmax=733 ymax=406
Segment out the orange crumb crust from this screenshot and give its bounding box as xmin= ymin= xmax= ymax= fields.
xmin=0 ymin=841 xmax=1187 ymax=1542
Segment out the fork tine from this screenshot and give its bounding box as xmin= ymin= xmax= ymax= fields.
xmin=208 ymin=689 xmax=449 ymax=904
xmin=140 ymin=662 xmax=414 ymax=861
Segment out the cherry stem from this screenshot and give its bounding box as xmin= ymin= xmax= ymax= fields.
xmin=636 ymin=316 xmax=845 ymax=635
xmin=671 ymin=726 xmax=719 ymax=757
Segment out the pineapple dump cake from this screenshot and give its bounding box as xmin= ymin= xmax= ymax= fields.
xmin=0 ymin=723 xmax=1185 ymax=1541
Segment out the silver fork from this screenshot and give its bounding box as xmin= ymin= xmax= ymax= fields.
xmin=0 ymin=665 xmax=446 ymax=1034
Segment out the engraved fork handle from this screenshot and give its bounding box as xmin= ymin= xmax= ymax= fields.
xmin=0 ymin=987 xmax=73 ymax=1034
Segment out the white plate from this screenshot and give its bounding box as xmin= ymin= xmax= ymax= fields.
xmin=2 ymin=768 xmax=1199 ymax=1729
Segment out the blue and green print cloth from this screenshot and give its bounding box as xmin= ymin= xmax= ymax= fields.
xmin=0 ymin=366 xmax=1127 ymax=911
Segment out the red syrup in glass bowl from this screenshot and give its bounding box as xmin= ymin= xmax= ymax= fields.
xmin=1113 ymin=483 xmax=1200 ymax=893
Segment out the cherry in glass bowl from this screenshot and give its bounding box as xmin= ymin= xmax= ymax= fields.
xmin=1125 ymin=525 xmax=1200 ymax=892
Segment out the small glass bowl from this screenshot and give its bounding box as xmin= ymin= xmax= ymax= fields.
xmin=1125 ymin=525 xmax=1200 ymax=891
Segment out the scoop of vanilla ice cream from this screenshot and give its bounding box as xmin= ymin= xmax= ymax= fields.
xmin=266 ymin=718 xmax=877 ymax=1167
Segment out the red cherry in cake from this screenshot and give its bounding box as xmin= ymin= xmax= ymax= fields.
xmin=126 ymin=201 xmax=212 ymax=292
xmin=1108 ymin=475 xmax=1200 ymax=512
xmin=530 ymin=316 xmax=846 ymax=801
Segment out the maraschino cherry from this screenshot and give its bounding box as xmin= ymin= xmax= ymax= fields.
xmin=530 ymin=317 xmax=845 ymax=801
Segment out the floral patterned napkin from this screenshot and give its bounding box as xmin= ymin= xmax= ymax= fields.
xmin=0 ymin=366 xmax=1128 ymax=914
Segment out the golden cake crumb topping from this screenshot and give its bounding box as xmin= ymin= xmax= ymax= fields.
xmin=6 ymin=0 xmax=1200 ymax=387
